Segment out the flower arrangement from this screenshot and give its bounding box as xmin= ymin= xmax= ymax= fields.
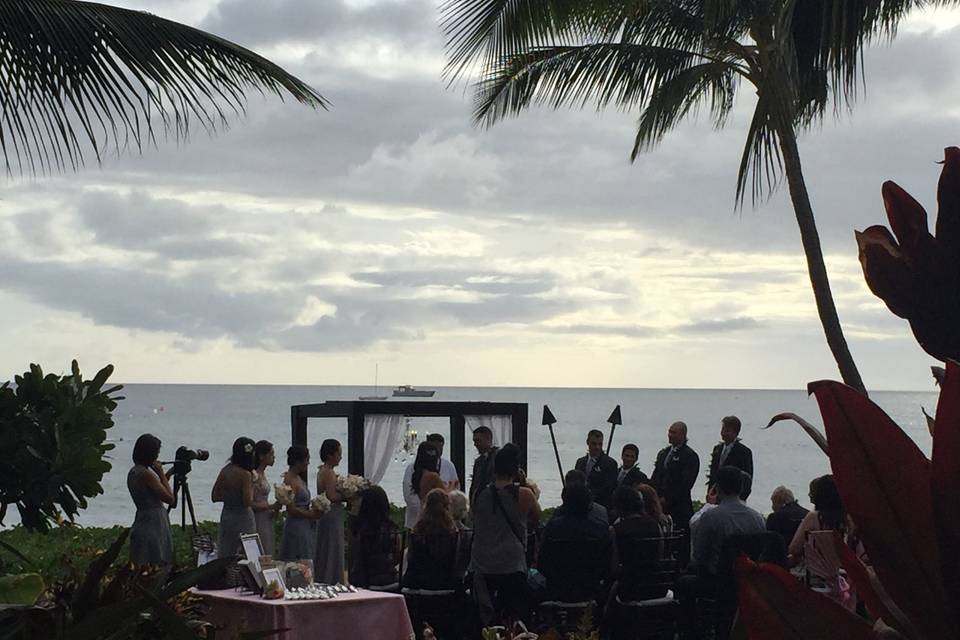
xmin=310 ymin=494 xmax=331 ymax=515
xmin=263 ymin=579 xmax=284 ymax=600
xmin=274 ymin=484 xmax=294 ymax=506
xmin=336 ymin=474 xmax=370 ymax=501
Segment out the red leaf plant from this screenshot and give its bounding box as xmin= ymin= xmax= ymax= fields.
xmin=737 ymin=361 xmax=960 ymax=639
xmin=856 ymin=147 xmax=960 ymax=362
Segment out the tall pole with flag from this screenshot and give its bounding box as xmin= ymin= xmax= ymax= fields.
xmin=542 ymin=405 xmax=565 ymax=486
xmin=605 ymin=405 xmax=622 ymax=455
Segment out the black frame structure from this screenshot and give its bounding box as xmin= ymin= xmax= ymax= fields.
xmin=290 ymin=400 xmax=529 ymax=487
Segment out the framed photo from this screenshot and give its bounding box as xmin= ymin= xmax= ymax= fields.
xmin=240 ymin=533 xmax=264 ymax=572
xmin=262 ymin=566 xmax=285 ymax=591
xmin=238 ymin=559 xmax=264 ymax=592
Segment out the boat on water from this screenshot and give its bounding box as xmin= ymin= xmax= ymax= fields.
xmin=359 ymin=365 xmax=388 ymax=400
xmin=392 ymin=385 xmax=435 ymax=397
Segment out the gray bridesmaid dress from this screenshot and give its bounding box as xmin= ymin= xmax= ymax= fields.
xmin=314 ymin=493 xmax=345 ymax=584
xmin=217 ymin=479 xmax=256 ymax=559
xmin=280 ymin=483 xmax=316 ymax=560
xmin=127 ymin=465 xmax=173 ymax=565
xmin=253 ymin=473 xmax=275 ymax=556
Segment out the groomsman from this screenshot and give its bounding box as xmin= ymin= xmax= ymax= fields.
xmin=618 ymin=443 xmax=641 ymax=484
xmin=707 ymin=415 xmax=754 ymax=498
xmin=574 ymin=429 xmax=619 ymax=508
xmin=651 ymin=421 xmax=700 ymax=532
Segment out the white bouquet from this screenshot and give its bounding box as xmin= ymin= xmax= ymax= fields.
xmin=336 ymin=474 xmax=370 ymax=501
xmin=274 ymin=483 xmax=294 ymax=506
xmin=310 ymin=494 xmax=332 ymax=515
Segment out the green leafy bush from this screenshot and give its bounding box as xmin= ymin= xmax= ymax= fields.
xmin=0 ymin=361 xmax=122 ymax=532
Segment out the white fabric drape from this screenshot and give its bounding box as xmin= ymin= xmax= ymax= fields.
xmin=363 ymin=414 xmax=406 ymax=484
xmin=464 ymin=415 xmax=513 ymax=447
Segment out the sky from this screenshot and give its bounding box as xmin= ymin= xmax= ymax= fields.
xmin=2 ymin=1 xmax=959 ymax=391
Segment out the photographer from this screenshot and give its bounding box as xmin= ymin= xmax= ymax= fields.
xmin=128 ymin=434 xmax=175 ymax=566
xmin=212 ymin=437 xmax=258 ymax=559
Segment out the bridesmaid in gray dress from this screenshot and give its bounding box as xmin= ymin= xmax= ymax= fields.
xmin=128 ymin=434 xmax=175 ymax=565
xmin=280 ymin=445 xmax=320 ymax=560
xmin=252 ymin=440 xmax=280 ymax=557
xmin=315 ymin=439 xmax=345 ymax=584
xmin=212 ymin=437 xmax=257 ymax=559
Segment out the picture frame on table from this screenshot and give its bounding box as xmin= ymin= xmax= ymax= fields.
xmin=237 ymin=560 xmax=264 ymax=592
xmin=261 ymin=566 xmax=285 ymax=591
xmin=240 ymin=533 xmax=264 ymax=572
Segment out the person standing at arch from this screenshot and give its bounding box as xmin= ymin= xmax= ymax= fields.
xmin=651 ymin=421 xmax=700 ymax=533
xmin=574 ymin=429 xmax=618 ymax=509
xmin=707 ymin=416 xmax=754 ymax=498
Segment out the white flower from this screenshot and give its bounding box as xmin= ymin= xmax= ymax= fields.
xmin=335 ymin=474 xmax=370 ymax=499
xmin=311 ymin=494 xmax=332 ymax=514
xmin=244 ymin=443 xmax=254 ymax=454
xmin=274 ymin=483 xmax=294 ymax=505
xmin=524 ymin=479 xmax=541 ymax=501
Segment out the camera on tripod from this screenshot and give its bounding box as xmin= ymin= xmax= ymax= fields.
xmin=172 ymin=446 xmax=210 ymax=477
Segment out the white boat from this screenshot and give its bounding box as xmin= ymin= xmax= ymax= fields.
xmin=392 ymin=385 xmax=435 ymax=397
xmin=359 ymin=365 xmax=388 ymax=400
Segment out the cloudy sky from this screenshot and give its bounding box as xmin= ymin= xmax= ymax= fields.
xmin=2 ymin=1 xmax=959 ymax=390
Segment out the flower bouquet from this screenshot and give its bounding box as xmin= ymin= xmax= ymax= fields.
xmin=336 ymin=474 xmax=370 ymax=500
xmin=310 ymin=494 xmax=331 ymax=515
xmin=524 ymin=478 xmax=541 ymax=501
xmin=336 ymin=474 xmax=370 ymax=515
xmin=274 ymin=483 xmax=294 ymax=506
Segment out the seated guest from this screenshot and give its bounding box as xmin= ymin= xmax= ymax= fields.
xmin=617 ymin=443 xmax=642 ymax=484
xmin=449 ymin=490 xmax=468 ymax=530
xmin=766 ymin=486 xmax=809 ymax=547
xmin=564 ymin=469 xmax=608 ymax=526
xmin=404 ymin=489 xmax=464 ymax=591
xmin=688 ymin=484 xmax=719 ymax=562
xmin=350 ymin=485 xmax=401 ymax=589
xmin=678 ymin=466 xmax=765 ymax=634
xmin=471 ymin=443 xmax=541 ymax=626
xmin=637 ymin=484 xmax=673 ymax=534
xmin=788 ymin=475 xmax=845 ymax=564
xmin=539 ymin=483 xmax=612 ymax=603
xmin=610 ymin=486 xmax=665 ymax=601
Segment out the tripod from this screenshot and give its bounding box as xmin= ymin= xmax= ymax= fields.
xmin=169 ymin=463 xmax=200 ymax=535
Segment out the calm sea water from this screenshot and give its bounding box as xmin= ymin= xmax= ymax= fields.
xmin=11 ymin=384 xmax=939 ymax=528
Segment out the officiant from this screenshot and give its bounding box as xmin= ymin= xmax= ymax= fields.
xmin=573 ymin=429 xmax=618 ymax=509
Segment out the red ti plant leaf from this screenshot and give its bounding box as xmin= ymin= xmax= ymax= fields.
xmin=832 ymin=532 xmax=920 ymax=639
xmin=932 ymin=360 xmax=960 ymax=615
xmin=856 ymin=147 xmax=960 ymax=361
xmin=735 ymin=555 xmax=873 ymax=640
xmin=809 ymin=380 xmax=952 ymax=639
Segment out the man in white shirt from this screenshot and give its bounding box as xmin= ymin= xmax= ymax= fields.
xmin=402 ymin=433 xmax=460 ymax=529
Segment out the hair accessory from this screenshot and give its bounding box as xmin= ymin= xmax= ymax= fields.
xmin=244 ymin=443 xmax=254 ymax=454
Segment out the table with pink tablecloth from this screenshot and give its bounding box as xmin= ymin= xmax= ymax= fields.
xmin=197 ymin=588 xmax=415 ymax=640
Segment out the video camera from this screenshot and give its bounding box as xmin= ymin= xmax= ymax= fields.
xmin=172 ymin=446 xmax=210 ymax=477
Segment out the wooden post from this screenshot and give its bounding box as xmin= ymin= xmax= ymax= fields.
xmin=514 ymin=406 xmax=529 ymax=474
xmin=450 ymin=414 xmax=466 ymax=489
xmin=347 ymin=405 xmax=365 ymax=477
xmin=291 ymin=407 xmax=308 ymax=448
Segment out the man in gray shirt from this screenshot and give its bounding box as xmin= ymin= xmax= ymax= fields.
xmin=678 ymin=466 xmax=765 ymax=638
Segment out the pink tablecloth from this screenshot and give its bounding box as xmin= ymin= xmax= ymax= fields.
xmin=197 ymin=588 xmax=415 ymax=640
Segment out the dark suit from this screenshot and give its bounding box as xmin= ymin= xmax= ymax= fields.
xmin=469 ymin=447 xmax=498 ymax=505
xmin=650 ymin=443 xmax=700 ymax=529
xmin=766 ymin=501 xmax=809 ymax=546
xmin=574 ymin=453 xmax=619 ymax=508
xmin=707 ymin=440 xmax=753 ymax=495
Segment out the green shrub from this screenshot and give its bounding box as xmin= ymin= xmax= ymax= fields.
xmin=0 ymin=361 xmax=122 ymax=532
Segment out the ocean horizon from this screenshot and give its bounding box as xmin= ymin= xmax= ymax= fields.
xmin=2 ymin=383 xmax=939 ymax=529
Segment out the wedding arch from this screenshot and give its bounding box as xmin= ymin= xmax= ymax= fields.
xmin=290 ymin=400 xmax=529 ymax=486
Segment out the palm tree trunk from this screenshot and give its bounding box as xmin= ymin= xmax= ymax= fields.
xmin=777 ymin=129 xmax=867 ymax=395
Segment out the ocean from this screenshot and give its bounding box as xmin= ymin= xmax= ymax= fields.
xmin=17 ymin=384 xmax=939 ymax=528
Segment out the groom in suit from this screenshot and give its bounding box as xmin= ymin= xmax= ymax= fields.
xmin=574 ymin=429 xmax=619 ymax=509
xmin=707 ymin=415 xmax=754 ymax=498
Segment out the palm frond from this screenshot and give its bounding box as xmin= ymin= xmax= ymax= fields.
xmin=631 ymin=60 xmax=739 ymax=160
xmin=473 ymin=42 xmax=708 ymax=126
xmin=735 ymin=91 xmax=785 ymax=207
xmin=0 ymin=0 xmax=328 ymax=176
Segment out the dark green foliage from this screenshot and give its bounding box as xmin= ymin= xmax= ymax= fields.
xmin=0 ymin=0 xmax=328 ymax=176
xmin=0 ymin=361 xmax=123 ymax=532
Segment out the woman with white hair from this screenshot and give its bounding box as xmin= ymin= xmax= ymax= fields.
xmin=765 ymin=485 xmax=809 ymax=546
